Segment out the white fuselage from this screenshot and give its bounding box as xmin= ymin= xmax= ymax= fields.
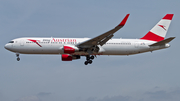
xmin=4 ymin=37 xmax=170 ymax=55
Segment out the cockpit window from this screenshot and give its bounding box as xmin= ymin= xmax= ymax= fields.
xmin=8 ymin=41 xmax=14 ymax=43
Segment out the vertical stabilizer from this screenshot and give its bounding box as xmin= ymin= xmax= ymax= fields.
xmin=141 ymin=14 xmax=174 ymax=42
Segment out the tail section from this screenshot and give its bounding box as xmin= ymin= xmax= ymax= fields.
xmin=141 ymin=14 xmax=174 ymax=42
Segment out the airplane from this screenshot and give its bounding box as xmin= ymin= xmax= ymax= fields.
xmin=4 ymin=14 xmax=175 ymax=65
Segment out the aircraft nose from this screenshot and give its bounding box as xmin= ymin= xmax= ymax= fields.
xmin=4 ymin=44 xmax=11 ymax=50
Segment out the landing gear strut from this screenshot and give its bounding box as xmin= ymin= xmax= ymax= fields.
xmin=16 ymin=53 xmax=20 ymax=61
xmin=84 ymin=55 xmax=94 ymax=65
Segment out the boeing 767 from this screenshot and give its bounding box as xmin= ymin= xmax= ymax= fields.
xmin=4 ymin=14 xmax=175 ymax=65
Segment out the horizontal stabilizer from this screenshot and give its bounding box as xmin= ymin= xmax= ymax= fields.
xmin=149 ymin=37 xmax=175 ymax=46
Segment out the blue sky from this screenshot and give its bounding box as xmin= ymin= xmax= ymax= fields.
xmin=1 ymin=0 xmax=180 ymax=101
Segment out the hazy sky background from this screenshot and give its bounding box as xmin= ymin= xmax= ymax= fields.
xmin=1 ymin=0 xmax=180 ymax=101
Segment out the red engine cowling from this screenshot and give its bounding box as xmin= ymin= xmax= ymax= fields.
xmin=62 ymin=54 xmax=73 ymax=61
xmin=62 ymin=54 xmax=80 ymax=61
xmin=63 ymin=45 xmax=79 ymax=54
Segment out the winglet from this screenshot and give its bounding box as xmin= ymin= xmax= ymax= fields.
xmin=118 ymin=14 xmax=130 ymax=26
xmin=163 ymin=14 xmax=174 ymax=20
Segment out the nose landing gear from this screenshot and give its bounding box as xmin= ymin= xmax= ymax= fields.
xmin=84 ymin=55 xmax=95 ymax=65
xmin=16 ymin=53 xmax=20 ymax=61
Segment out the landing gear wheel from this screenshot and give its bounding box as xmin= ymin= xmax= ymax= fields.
xmin=84 ymin=60 xmax=93 ymax=65
xmin=88 ymin=60 xmax=92 ymax=64
xmin=84 ymin=61 xmax=88 ymax=65
xmin=84 ymin=55 xmax=94 ymax=65
xmin=17 ymin=57 xmax=20 ymax=61
xmin=86 ymin=56 xmax=90 ymax=60
xmin=90 ymin=56 xmax=94 ymax=60
xmin=16 ymin=53 xmax=20 ymax=61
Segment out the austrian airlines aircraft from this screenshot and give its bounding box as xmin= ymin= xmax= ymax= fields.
xmin=5 ymin=14 xmax=175 ymax=65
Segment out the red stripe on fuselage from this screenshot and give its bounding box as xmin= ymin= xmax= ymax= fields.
xmin=28 ymin=39 xmax=42 ymax=47
xmin=140 ymin=31 xmax=164 ymax=42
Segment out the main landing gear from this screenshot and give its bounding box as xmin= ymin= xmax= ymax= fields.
xmin=84 ymin=55 xmax=95 ymax=65
xmin=16 ymin=53 xmax=20 ymax=61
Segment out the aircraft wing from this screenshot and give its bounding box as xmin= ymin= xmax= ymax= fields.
xmin=76 ymin=14 xmax=130 ymax=48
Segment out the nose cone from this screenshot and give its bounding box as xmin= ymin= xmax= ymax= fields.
xmin=4 ymin=44 xmax=11 ymax=50
xmin=4 ymin=44 xmax=8 ymax=49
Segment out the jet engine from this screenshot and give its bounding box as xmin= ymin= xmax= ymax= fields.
xmin=62 ymin=54 xmax=80 ymax=61
xmin=63 ymin=45 xmax=79 ymax=54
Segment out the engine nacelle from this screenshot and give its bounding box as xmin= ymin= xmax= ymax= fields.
xmin=63 ymin=45 xmax=79 ymax=54
xmin=62 ymin=54 xmax=80 ymax=61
